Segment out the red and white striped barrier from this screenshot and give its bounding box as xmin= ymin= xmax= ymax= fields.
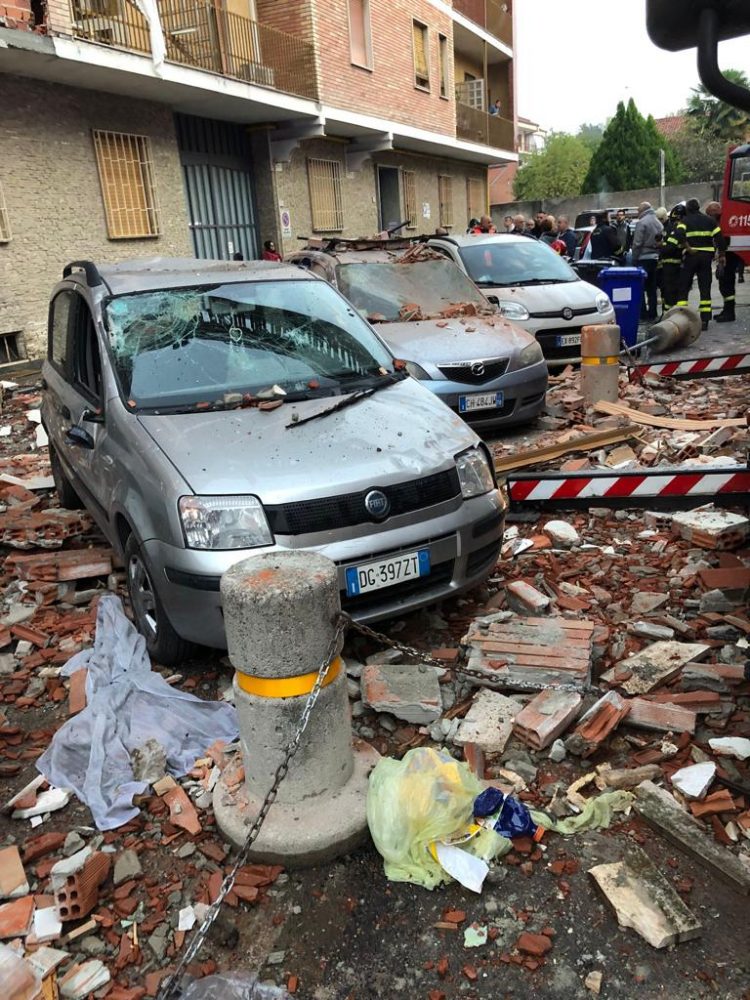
xmin=508 ymin=467 xmax=750 ymax=509
xmin=630 ymin=353 xmax=750 ymax=379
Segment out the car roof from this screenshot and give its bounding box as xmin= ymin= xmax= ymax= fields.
xmin=429 ymin=233 xmax=530 ymax=248
xmin=65 ymin=257 xmax=314 ymax=296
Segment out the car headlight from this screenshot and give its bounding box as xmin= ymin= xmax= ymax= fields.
xmin=518 ymin=340 xmax=544 ymax=367
xmin=179 ymin=496 xmax=273 ymax=550
xmin=496 ymin=300 xmax=530 ymax=321
xmin=456 ymin=447 xmax=495 ymax=499
xmin=596 ymin=292 xmax=612 ymax=314
xmin=404 ymin=360 xmax=431 ymax=380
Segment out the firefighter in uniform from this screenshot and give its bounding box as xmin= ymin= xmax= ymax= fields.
xmin=706 ymin=201 xmax=739 ymax=323
xmin=676 ymin=198 xmax=724 ymax=330
xmin=660 ymin=203 xmax=686 ymax=313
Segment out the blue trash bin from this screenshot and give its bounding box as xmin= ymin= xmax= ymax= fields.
xmin=598 ymin=266 xmax=646 ymax=348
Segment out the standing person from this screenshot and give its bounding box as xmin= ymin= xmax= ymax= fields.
xmin=531 ymin=212 xmax=546 ymax=238
xmin=539 ymin=218 xmax=557 ymax=245
xmin=706 ymin=201 xmax=740 ymax=323
xmin=659 ymin=204 xmax=686 ymax=314
xmin=261 ymin=240 xmax=282 ymax=261
xmin=676 ymin=198 xmax=724 ymax=330
xmin=631 ymin=201 xmax=663 ymax=321
xmin=489 ymin=98 xmax=503 ymax=116
xmin=614 ymin=209 xmax=630 ymax=258
xmin=556 ymin=216 xmax=577 ymax=258
xmin=504 ymin=214 xmax=514 ymax=232
xmin=590 ymin=211 xmax=619 ymax=259
xmin=512 ymin=214 xmax=526 ymax=233
xmin=472 ymin=214 xmax=497 ymax=234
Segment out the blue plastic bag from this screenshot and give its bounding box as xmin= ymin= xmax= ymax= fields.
xmin=473 ymin=787 xmax=539 ymax=840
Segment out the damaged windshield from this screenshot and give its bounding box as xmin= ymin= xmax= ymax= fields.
xmin=105 ymin=280 xmax=395 ymax=410
xmin=335 ymin=260 xmax=491 ymax=322
xmin=459 ymin=241 xmax=577 ymax=287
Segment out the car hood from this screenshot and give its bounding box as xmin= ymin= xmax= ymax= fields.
xmin=137 ymin=379 xmax=475 ymax=503
xmin=374 ymin=316 xmax=535 ymax=363
xmin=483 ymin=279 xmax=603 ymax=310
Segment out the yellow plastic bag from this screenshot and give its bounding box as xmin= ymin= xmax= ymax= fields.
xmin=366 ymin=747 xmax=486 ymax=889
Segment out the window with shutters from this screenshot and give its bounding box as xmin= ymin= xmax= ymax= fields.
xmin=0 ymin=182 xmax=11 ymax=242
xmin=438 ymin=175 xmax=453 ymax=228
xmin=438 ymin=33 xmax=448 ymax=98
xmin=348 ymin=0 xmax=372 ymax=69
xmin=467 ymin=177 xmax=485 ymax=222
xmin=307 ymin=158 xmax=344 ymax=232
xmin=92 ymin=130 xmax=160 ymax=239
xmin=402 ymin=171 xmax=417 ymax=229
xmin=412 ymin=20 xmax=429 ymax=90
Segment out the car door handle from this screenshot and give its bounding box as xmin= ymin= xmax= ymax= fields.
xmin=100 ymin=454 xmax=114 ymax=468
xmin=40 ymin=377 xmax=48 ymax=390
xmin=60 ymin=405 xmax=71 ymax=421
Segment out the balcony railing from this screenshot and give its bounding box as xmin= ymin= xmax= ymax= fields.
xmin=68 ymin=0 xmax=318 ymax=101
xmin=453 ymin=0 xmax=513 ymax=48
xmin=456 ymin=102 xmax=514 ymax=150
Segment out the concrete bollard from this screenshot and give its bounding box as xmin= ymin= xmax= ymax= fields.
xmin=213 ymin=551 xmax=379 ymax=866
xmin=580 ymin=324 xmax=621 ymax=405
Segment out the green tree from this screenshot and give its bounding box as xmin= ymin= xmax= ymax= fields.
xmin=686 ymin=69 xmax=750 ymax=141
xmin=513 ymin=133 xmax=592 ymax=200
xmin=669 ymin=119 xmax=727 ymax=183
xmin=582 ymin=99 xmax=681 ymax=194
xmin=576 ymin=122 xmax=604 ymax=154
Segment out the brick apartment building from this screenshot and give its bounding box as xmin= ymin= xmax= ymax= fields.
xmin=0 ymin=0 xmax=517 ymax=359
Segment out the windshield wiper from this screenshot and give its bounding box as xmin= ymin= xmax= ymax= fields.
xmin=513 ymin=278 xmax=561 ymax=286
xmin=286 ymin=373 xmax=406 ymax=429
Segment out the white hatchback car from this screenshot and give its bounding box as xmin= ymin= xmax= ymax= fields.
xmin=428 ymin=234 xmax=615 ymax=366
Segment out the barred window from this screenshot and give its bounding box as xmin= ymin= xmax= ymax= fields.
xmin=412 ymin=20 xmax=429 ymax=89
xmin=438 ymin=175 xmax=453 ymax=228
xmin=307 ymin=158 xmax=344 ymax=232
xmin=0 ymin=182 xmax=11 ymax=242
xmin=402 ymin=171 xmax=417 ymax=229
xmin=467 ymin=176 xmax=485 ymax=222
xmin=92 ymin=130 xmax=160 ymax=239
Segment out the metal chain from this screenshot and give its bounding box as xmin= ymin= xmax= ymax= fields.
xmin=158 ymin=615 xmax=348 ymax=1000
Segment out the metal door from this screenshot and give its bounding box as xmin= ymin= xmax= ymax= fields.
xmin=176 ymin=113 xmax=259 ymax=261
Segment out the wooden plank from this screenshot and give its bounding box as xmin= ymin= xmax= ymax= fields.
xmin=634 ymin=780 xmax=750 ymax=895
xmin=594 ymin=399 xmax=745 ymax=430
xmin=494 ymin=425 xmax=642 ymax=474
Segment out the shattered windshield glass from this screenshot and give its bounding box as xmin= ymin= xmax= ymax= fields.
xmin=105 ymin=280 xmax=394 ymax=410
xmin=459 ymin=241 xmax=577 ymax=287
xmin=335 ymin=260 xmax=490 ymax=322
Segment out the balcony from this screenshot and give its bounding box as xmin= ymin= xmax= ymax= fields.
xmin=453 ymin=0 xmax=513 ymax=48
xmin=456 ymin=102 xmax=514 ymax=151
xmin=67 ymin=0 xmax=318 ymax=101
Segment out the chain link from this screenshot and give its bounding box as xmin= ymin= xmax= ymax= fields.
xmin=158 ymin=615 xmax=348 ymax=1000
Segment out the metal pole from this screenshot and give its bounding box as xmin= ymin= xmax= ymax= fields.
xmin=659 ymin=148 xmax=666 ymax=208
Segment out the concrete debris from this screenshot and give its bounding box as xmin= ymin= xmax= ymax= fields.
xmin=670 ymin=762 xmax=716 ymax=800
xmin=708 ymin=737 xmax=750 ymax=760
xmin=361 ymin=662 xmax=442 ymax=724
xmin=565 ymin=691 xmax=630 ymax=757
xmin=601 ymin=641 xmax=711 ymax=695
xmin=589 ymin=846 xmax=702 ymax=949
xmin=505 ymin=580 xmax=551 ymax=614
xmin=0 ymin=845 xmax=29 ymax=899
xmin=513 ymin=689 xmax=582 ymax=750
xmin=454 ymin=689 xmax=520 ymax=755
xmin=671 ymin=508 xmax=749 ymax=551
xmin=542 ymin=519 xmax=580 ymax=547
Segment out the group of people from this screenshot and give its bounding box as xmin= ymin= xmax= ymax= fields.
xmin=469 ymin=212 xmax=578 ymax=258
xmin=590 ymin=200 xmax=742 ymax=329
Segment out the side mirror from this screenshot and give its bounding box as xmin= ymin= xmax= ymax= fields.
xmin=66 ymin=425 xmax=95 ymax=450
xmin=81 ymin=408 xmax=104 ymax=425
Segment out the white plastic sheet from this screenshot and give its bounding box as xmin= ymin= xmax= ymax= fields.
xmin=37 ymin=595 xmax=238 ymax=830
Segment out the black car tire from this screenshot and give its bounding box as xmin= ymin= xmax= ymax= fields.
xmin=124 ymin=534 xmax=196 ymax=666
xmin=49 ymin=445 xmax=84 ymax=510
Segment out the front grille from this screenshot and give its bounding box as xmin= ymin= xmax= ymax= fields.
xmin=536 ymin=327 xmax=583 ymax=360
xmin=466 ymin=540 xmax=501 ymax=577
xmin=437 ymin=358 xmax=509 ymax=384
xmin=528 ymin=306 xmax=597 ymax=319
xmin=265 ymin=469 xmax=461 ymax=535
xmin=341 ymin=559 xmax=455 ymax=614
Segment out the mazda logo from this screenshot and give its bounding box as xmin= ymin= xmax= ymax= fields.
xmin=364 ymin=489 xmax=390 ymax=520
xmin=562 ymin=307 xmax=574 ymax=321
xmin=470 ymin=361 xmax=486 ymax=376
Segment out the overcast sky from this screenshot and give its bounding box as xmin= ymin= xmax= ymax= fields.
xmin=515 ymin=0 xmax=749 ymax=133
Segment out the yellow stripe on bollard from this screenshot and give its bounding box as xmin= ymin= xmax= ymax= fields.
xmin=235 ymin=657 xmax=342 ymax=698
xmin=581 ymin=355 xmax=620 ymax=366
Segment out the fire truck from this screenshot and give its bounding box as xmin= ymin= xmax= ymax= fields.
xmin=723 ymin=143 xmax=750 ymax=266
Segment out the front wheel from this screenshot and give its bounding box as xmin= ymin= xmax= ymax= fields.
xmin=124 ymin=534 xmax=196 ymax=666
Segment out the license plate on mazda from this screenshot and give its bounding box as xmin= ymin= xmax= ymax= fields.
xmin=555 ymin=333 xmax=581 ymax=347
xmin=459 ymin=391 xmax=504 ymax=413
xmin=345 ymin=549 xmax=431 ymax=596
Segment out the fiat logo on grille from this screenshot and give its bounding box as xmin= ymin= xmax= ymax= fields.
xmin=470 ymin=361 xmax=486 ymax=376
xmin=364 ymin=489 xmax=390 ymax=520
xmin=562 ymin=307 xmax=574 ymax=321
